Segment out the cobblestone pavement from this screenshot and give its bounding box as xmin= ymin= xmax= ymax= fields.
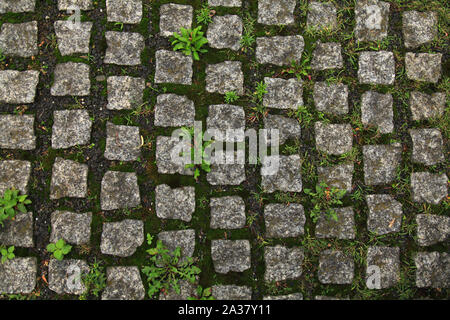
xmin=0 ymin=0 xmax=448 ymax=300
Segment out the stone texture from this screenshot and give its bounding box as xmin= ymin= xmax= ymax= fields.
xmin=264 ymin=203 xmax=305 ymax=238
xmin=211 ymin=240 xmax=251 ymax=273
xmin=318 ymin=250 xmax=354 ymax=284
xmin=403 ymin=11 xmax=438 ymax=48
xmin=207 ymin=162 xmax=246 ymax=186
xmin=50 ymin=211 xmax=92 ymax=245
xmin=315 ymin=207 xmax=356 ymax=240
xmin=361 ymin=91 xmax=394 ymax=134
xmin=264 ymin=246 xmax=304 ymax=282
xmin=315 ymin=122 xmax=353 ymax=156
xmin=0 ymin=70 xmax=39 ymax=104
xmin=313 ymin=82 xmax=348 ymax=115
xmin=207 ymin=15 xmax=242 ymax=51
xmin=415 ymin=252 xmax=449 ymax=288
xmin=363 ymin=144 xmax=402 ymax=185
xmin=54 ymin=21 xmax=92 ymax=55
xmin=366 ymin=194 xmax=403 ymax=235
xmin=416 ymin=214 xmax=450 ymax=247
xmin=210 ymin=196 xmax=246 ymax=229
xmin=58 ymin=0 xmax=93 ymax=11
xmin=156 ymin=136 xmax=193 ymax=175
xmin=366 ymin=246 xmax=400 ymax=289
xmin=104 ymin=31 xmax=144 ymax=66
xmin=211 ymin=285 xmax=251 ymax=300
xmin=311 ymin=42 xmax=343 ymax=70
xmin=102 ymin=266 xmax=145 ymax=300
xmin=263 ymin=114 xmax=301 ymax=146
xmin=409 ymin=129 xmax=444 ymax=166
xmin=206 ymin=61 xmax=244 ymax=95
xmin=0 ymin=257 xmax=36 ymax=294
xmin=358 ymin=51 xmax=395 ymax=85
xmin=0 ymin=0 xmax=35 ymax=13
xmin=104 ymin=122 xmax=141 ymax=161
xmin=318 ymin=163 xmax=354 ymax=192
xmin=106 ymin=0 xmax=142 ymax=24
xmin=0 ymin=21 xmax=38 ymax=57
xmin=48 ymin=259 xmax=89 ymax=295
xmin=207 ymin=104 xmax=245 ymax=142
xmin=405 ymin=53 xmax=442 ymax=83
xmin=263 ymin=77 xmax=303 ymax=110
xmin=100 ymin=171 xmax=141 ymax=210
xmin=261 ymin=154 xmax=302 ymax=193
xmin=106 ymin=76 xmax=145 ymax=110
xmin=159 ymin=280 xmax=197 ymax=300
xmin=154 ymin=50 xmax=193 ymax=85
xmin=264 ymin=293 xmax=303 ymax=300
xmin=0 ymin=160 xmax=31 ymax=195
xmin=355 ymin=0 xmax=390 ymax=42
xmin=0 ymin=114 xmax=36 ymax=150
xmin=0 ymin=212 xmax=33 ymax=248
xmin=159 ymin=3 xmax=193 ymax=37
xmin=51 ymin=62 xmax=90 ymax=96
xmin=158 ymin=229 xmax=195 ymax=263
xmin=258 ymin=0 xmax=296 ymax=25
xmin=411 ymin=173 xmax=448 ymax=205
xmin=307 ymin=1 xmax=337 ymax=30
xmin=51 ymin=110 xmax=92 ymax=149
xmin=154 ymin=94 xmax=195 ymax=127
xmin=409 ymin=91 xmax=446 ymax=121
xmin=155 ymin=184 xmax=195 ymax=222
xmin=256 ymin=36 xmax=304 ymax=66
xmin=100 ymin=219 xmax=144 ymax=257
xmin=50 ymin=158 xmax=88 ymax=200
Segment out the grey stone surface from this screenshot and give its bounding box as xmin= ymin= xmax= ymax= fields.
xmin=366 ymin=194 xmax=403 ymax=235
xmin=403 ymin=11 xmax=438 ymax=48
xmin=58 ymin=0 xmax=93 ymax=11
xmin=50 ymin=158 xmax=88 ymax=200
xmin=261 ymin=154 xmax=302 ymax=193
xmin=211 ymin=285 xmax=251 ymax=300
xmin=0 ymin=70 xmax=39 ymax=104
xmin=416 ymin=214 xmax=450 ymax=247
xmin=51 ymin=110 xmax=92 ymax=149
xmin=0 ymin=257 xmax=36 ymax=294
xmin=264 ymin=246 xmax=304 ymax=282
xmin=0 ymin=0 xmax=35 ymax=13
xmin=361 ymin=91 xmax=394 ymax=134
xmin=415 ymin=252 xmax=449 ymax=288
xmin=258 ymin=0 xmax=296 ymax=25
xmin=207 ymin=15 xmax=242 ymax=51
xmin=411 ymin=173 xmax=448 ymax=205
xmin=318 ymin=163 xmax=354 ymax=192
xmin=315 ymin=122 xmax=353 ymax=156
xmin=363 ymin=144 xmax=402 ymax=185
xmin=102 ymin=266 xmax=145 ymax=300
xmin=0 ymin=212 xmax=33 ymax=248
xmin=211 ymin=240 xmax=251 ymax=274
xmin=358 ymin=51 xmax=395 ymax=85
xmin=0 ymin=114 xmax=36 ymax=150
xmin=159 ymin=280 xmax=197 ymax=300
xmin=355 ymin=0 xmax=390 ymax=42
xmin=154 ymin=94 xmax=195 ymax=127
xmin=54 ymin=20 xmax=92 ymax=56
xmin=315 ymin=207 xmax=355 ymax=240
xmin=159 ymin=3 xmax=193 ymax=37
xmin=210 ymin=196 xmax=246 ymax=229
xmin=0 ymin=21 xmax=37 ymax=57
xmin=104 ymin=31 xmax=144 ymax=66
xmin=307 ymin=1 xmax=337 ymax=30
xmin=264 ymin=203 xmax=305 ymax=238
xmin=409 ymin=128 xmax=444 ymax=166
xmin=405 ymin=53 xmax=442 ymax=83
xmin=207 ymin=104 xmax=245 ymax=142
xmin=50 ymin=211 xmax=92 ymax=245
xmin=263 ymin=114 xmax=301 ymax=146
xmin=156 ymin=136 xmax=193 ymax=175
xmin=366 ymin=246 xmax=400 ymax=289
xmin=311 ymin=42 xmax=343 ymax=71
xmin=106 ymin=76 xmax=145 ymax=110
xmin=318 ymin=250 xmax=354 ymax=284
xmin=409 ymin=91 xmax=446 ymax=121
xmin=155 ymin=50 xmax=193 ymax=85
xmin=313 ymin=82 xmax=348 ymax=115
xmin=315 ymin=295 xmax=345 ymax=300
xmin=158 ymin=229 xmax=195 ymax=263
xmin=0 ymin=160 xmax=31 ymax=195
xmin=155 ymin=184 xmax=195 ymax=222
xmin=48 ymin=259 xmax=88 ymax=295
xmin=100 ymin=171 xmax=141 ymax=210
xmin=51 ymin=62 xmax=90 ymax=96
xmin=106 ymin=0 xmax=142 ymax=24
xmin=256 ymin=36 xmax=304 ymax=66
xmin=100 ymin=219 xmax=144 ymax=257
xmin=104 ymin=122 xmax=141 ymax=161
xmin=263 ymin=77 xmax=303 ymax=110
xmin=207 ymin=162 xmax=246 ymax=186
xmin=206 ymin=61 xmax=244 ymax=95
xmin=264 ymin=293 xmax=303 ymax=300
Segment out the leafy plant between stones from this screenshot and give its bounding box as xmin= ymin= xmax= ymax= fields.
xmin=0 ymin=188 xmax=32 ymax=227
xmin=304 ymin=182 xmax=347 ymax=223
xmin=46 ymin=239 xmax=72 ymax=261
xmin=171 ymin=27 xmax=208 ymax=61
xmin=0 ymin=245 xmax=15 ymax=264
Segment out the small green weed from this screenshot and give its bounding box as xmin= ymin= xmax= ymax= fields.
xmin=304 ymin=182 xmax=347 ymax=223
xmin=224 ymin=91 xmax=239 ymax=104
xmin=171 ymin=27 xmax=208 ymax=61
xmin=0 ymin=188 xmax=32 ymax=227
xmin=46 ymin=239 xmax=72 ymax=260
xmin=0 ymin=245 xmax=15 ymax=264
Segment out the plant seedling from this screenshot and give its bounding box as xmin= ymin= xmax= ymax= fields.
xmin=171 ymin=27 xmax=208 ymax=61
xmin=0 ymin=188 xmax=32 ymax=227
xmin=0 ymin=246 xmax=15 ymax=264
xmin=224 ymin=91 xmax=240 ymax=104
xmin=304 ymin=182 xmax=347 ymax=223
xmin=46 ymin=239 xmax=72 ymax=260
